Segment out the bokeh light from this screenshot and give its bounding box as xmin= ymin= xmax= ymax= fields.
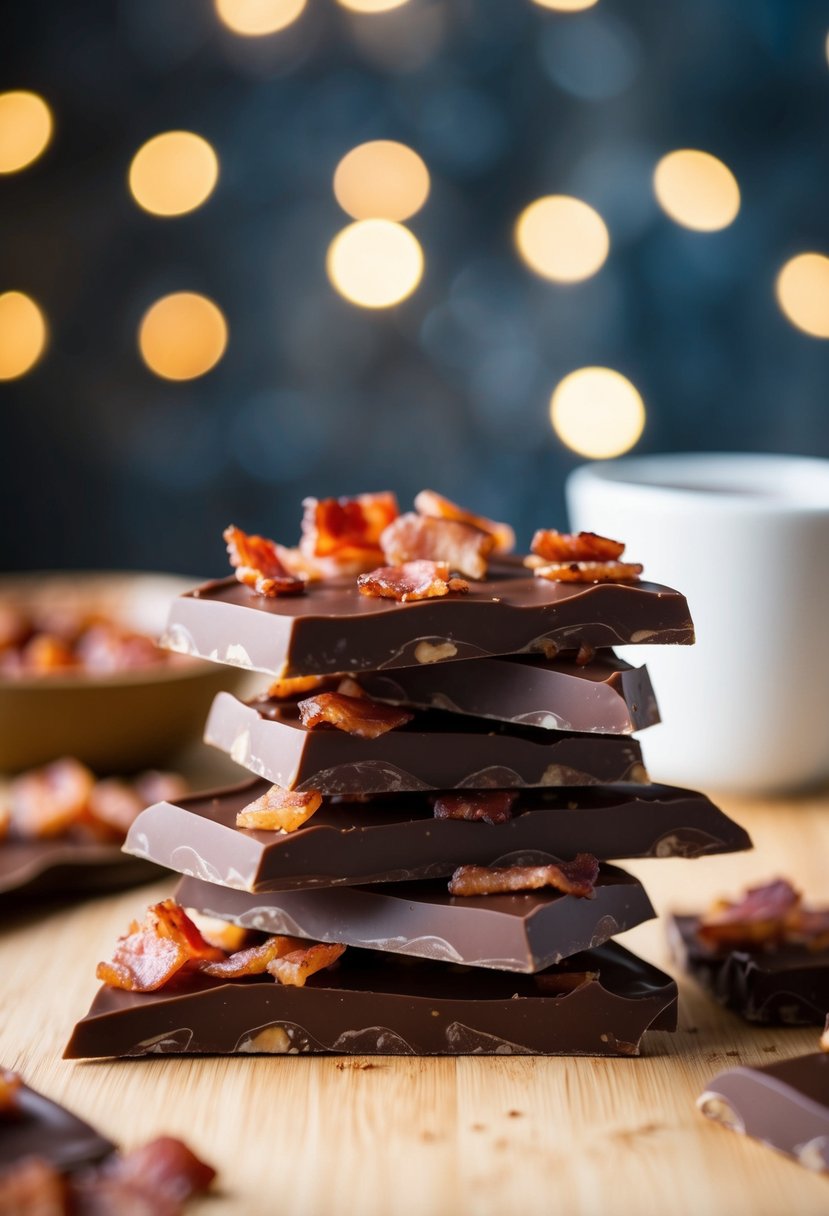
xmin=337 ymin=0 xmax=410 ymax=12
xmin=128 ymin=132 xmax=219 ymax=217
xmin=515 ymin=195 xmax=609 ymax=283
xmin=0 ymin=291 xmax=48 ymax=379
xmin=550 ymin=366 xmax=645 ymax=458
xmin=653 ymin=149 xmax=740 ymax=232
xmin=531 ymin=0 xmax=600 ymax=11
xmin=214 ymin=0 xmax=306 ymax=36
xmin=0 ymin=91 xmax=52 ymax=174
xmin=775 ymin=253 xmax=829 ymax=339
xmin=138 ymin=292 xmax=228 ymax=380
xmin=327 ymin=220 xmax=424 ymax=308
xmin=333 ymin=141 xmax=430 ymax=221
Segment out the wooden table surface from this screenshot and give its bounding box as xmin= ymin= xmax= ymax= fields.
xmin=3 ymin=787 xmax=829 ymax=1216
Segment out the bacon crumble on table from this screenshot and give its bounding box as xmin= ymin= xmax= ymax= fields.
xmin=95 ymin=899 xmax=223 ymax=993
xmin=696 ymin=878 xmax=829 ymax=952
xmin=201 ymin=934 xmax=308 ymax=978
xmin=448 ymin=854 xmax=600 ymax=899
xmin=380 ymin=513 xmax=495 ymax=580
xmin=235 ymin=784 xmax=323 ymax=833
xmin=432 ymin=791 xmax=518 ymax=826
xmin=298 ymin=691 xmax=413 ymax=739
xmin=267 ymin=941 xmax=347 ymax=988
xmin=224 ymin=524 xmax=306 ymax=598
xmin=357 ymin=559 xmax=469 ymax=603
xmin=414 ymin=490 xmax=515 ymax=554
xmin=300 ymin=492 xmax=399 ymax=574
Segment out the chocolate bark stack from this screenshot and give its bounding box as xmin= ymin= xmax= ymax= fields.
xmin=66 ymin=502 xmax=751 ymax=1059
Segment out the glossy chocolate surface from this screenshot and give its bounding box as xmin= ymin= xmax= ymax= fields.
xmin=670 ymin=914 xmax=829 ymax=1024
xmin=175 ymin=865 xmax=655 ymax=972
xmin=0 ymin=1080 xmax=114 ymax=1171
xmin=205 ymin=692 xmax=646 ymax=793
xmin=0 ymin=840 xmax=162 ymax=909
xmin=64 ymin=941 xmax=677 ymax=1059
xmin=162 ymin=564 xmax=693 ymax=678
xmin=125 ymin=780 xmax=751 ymax=893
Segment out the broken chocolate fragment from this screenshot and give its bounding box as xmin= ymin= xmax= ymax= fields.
xmin=0 ymin=1077 xmax=114 ymax=1172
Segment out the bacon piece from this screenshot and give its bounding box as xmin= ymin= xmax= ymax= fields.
xmin=74 ymin=1137 xmax=216 ymax=1216
xmin=20 ymin=632 xmax=77 ymax=673
xmin=380 ymin=513 xmax=495 ymax=580
xmin=185 ymin=910 xmax=250 ymax=954
xmin=357 ymin=560 xmax=469 ymax=603
xmin=10 ymin=757 xmax=95 ymax=839
xmin=298 ymin=691 xmax=413 ymax=739
xmin=696 ymin=879 xmax=802 ymax=950
xmin=96 ymin=899 xmax=224 ymax=992
xmin=433 ymin=791 xmax=518 ymax=826
xmin=0 ymin=801 xmax=9 ymax=843
xmin=224 ymin=525 xmax=306 ymax=598
xmin=86 ymin=778 xmax=145 ymax=839
xmin=532 ymin=561 xmax=643 ymax=584
xmin=575 ymin=643 xmax=596 ymax=667
xmin=267 ymin=942 xmax=346 ymax=987
xmin=202 ymin=934 xmax=307 ymax=978
xmin=0 ymin=1157 xmax=68 ymax=1213
xmin=76 ymin=622 xmax=164 ymax=673
xmin=448 ymin=854 xmax=599 ymax=899
xmin=300 ymin=492 xmax=399 ymax=571
xmin=235 ymin=785 xmax=323 ymax=833
xmin=265 ymin=674 xmax=333 ymax=700
xmin=530 ymin=529 xmax=625 ymax=562
xmin=414 ymin=490 xmax=515 ymax=554
xmin=0 ymin=603 xmax=30 ymax=652
xmin=0 ymin=1068 xmax=22 ymax=1117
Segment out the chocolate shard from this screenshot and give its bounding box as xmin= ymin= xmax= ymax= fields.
xmin=0 ymin=1078 xmax=114 ymax=1172
xmin=124 ymin=779 xmax=751 ymax=893
xmin=669 ymin=914 xmax=829 ymax=1025
xmin=63 ymin=941 xmax=677 ymax=1059
xmin=355 ymin=653 xmax=660 ymax=735
xmin=698 ymin=1053 xmax=829 ymax=1173
xmin=161 ymin=562 xmax=694 ymax=679
xmin=0 ymin=841 xmax=163 ymax=910
xmin=175 ymin=866 xmax=655 ymax=973
xmin=204 ymin=692 xmax=647 ymax=793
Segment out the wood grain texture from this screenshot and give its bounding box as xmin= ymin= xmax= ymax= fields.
xmin=2 ymin=789 xmax=828 ymax=1216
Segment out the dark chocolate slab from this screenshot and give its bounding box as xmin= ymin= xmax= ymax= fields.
xmin=356 ymin=653 xmax=659 ymax=735
xmin=162 ymin=563 xmax=693 ymax=678
xmin=0 ymin=1078 xmax=114 ymax=1171
xmin=63 ymin=941 xmax=677 ymax=1059
xmin=175 ymin=866 xmax=655 ymax=972
xmin=124 ymin=780 xmax=751 ymax=893
xmin=669 ymin=914 xmax=829 ymax=1025
xmin=699 ymin=1053 xmax=829 ymax=1172
xmin=204 ymin=691 xmax=646 ymax=793
xmin=0 ymin=841 xmax=162 ymax=911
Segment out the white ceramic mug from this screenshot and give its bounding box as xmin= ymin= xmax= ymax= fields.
xmin=566 ymin=453 xmax=829 ymax=795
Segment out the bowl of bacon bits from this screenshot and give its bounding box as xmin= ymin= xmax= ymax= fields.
xmin=0 ymin=571 xmax=247 ymax=771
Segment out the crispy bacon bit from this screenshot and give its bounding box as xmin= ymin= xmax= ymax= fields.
xmin=448 ymin=854 xmax=599 ymax=899
xmin=575 ymin=643 xmax=596 ymax=667
xmin=202 ymin=934 xmax=307 ymax=978
xmin=532 ymin=561 xmax=643 ymax=584
xmin=224 ymin=524 xmax=306 ymax=598
xmin=414 ymin=490 xmax=515 ymax=555
xmin=75 ymin=1136 xmax=216 ymax=1215
xmin=75 ymin=623 xmax=162 ymax=673
xmin=433 ymin=791 xmax=518 ymax=826
xmin=298 ymin=691 xmax=413 ymax=739
xmin=357 ymin=559 xmax=470 ymax=603
xmin=185 ymin=910 xmax=250 ymax=954
xmin=265 ymin=674 xmax=332 ymax=700
xmin=0 ymin=1157 xmax=67 ymax=1213
xmin=20 ymin=633 xmax=76 ymax=673
xmin=0 ymin=1068 xmax=22 ymax=1117
xmin=696 ymin=879 xmax=802 ymax=949
xmin=380 ymin=513 xmax=494 ymax=580
xmin=235 ymin=785 xmax=323 ymax=833
xmin=267 ymin=942 xmax=346 ymax=987
xmin=530 ymin=529 xmax=626 ymax=562
xmin=86 ymin=778 xmax=145 ymax=839
xmin=10 ymin=758 xmax=95 ymax=839
xmin=300 ymin=492 xmax=399 ymax=572
xmin=96 ymin=899 xmax=224 ymax=992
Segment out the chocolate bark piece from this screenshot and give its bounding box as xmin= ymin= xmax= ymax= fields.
xmin=63 ymin=941 xmax=677 ymax=1059
xmin=204 ymin=692 xmax=647 ymax=793
xmin=356 ymin=653 xmax=659 ymax=734
xmin=125 ymin=779 xmax=751 ymax=893
xmin=698 ymin=1053 xmax=829 ymax=1172
xmin=161 ymin=563 xmax=694 ymax=679
xmin=175 ymin=865 xmax=655 ymax=972
xmin=0 ymin=840 xmax=162 ymax=910
xmin=0 ymin=1078 xmax=114 ymax=1172
xmin=669 ymin=914 xmax=829 ymax=1024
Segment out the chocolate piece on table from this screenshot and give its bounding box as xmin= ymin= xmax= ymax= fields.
xmin=161 ymin=563 xmax=694 ymax=678
xmin=669 ymin=914 xmax=829 ymax=1024
xmin=125 ymin=779 xmax=751 ymax=893
xmin=698 ymin=1053 xmax=829 ymax=1172
xmin=0 ymin=1078 xmax=114 ymax=1172
xmin=0 ymin=841 xmax=162 ymax=910
xmin=175 ymin=865 xmax=655 ymax=972
xmin=64 ymin=940 xmax=677 ymax=1059
xmin=204 ymin=692 xmax=647 ymax=793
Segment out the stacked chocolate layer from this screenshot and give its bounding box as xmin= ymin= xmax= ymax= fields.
xmin=67 ymin=556 xmax=750 ymax=1058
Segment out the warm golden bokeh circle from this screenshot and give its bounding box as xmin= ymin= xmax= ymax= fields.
xmin=0 ymin=91 xmax=53 ymax=174
xmin=0 ymin=291 xmax=48 ymax=380
xmin=515 ymin=195 xmax=610 ymax=284
xmin=138 ymin=292 xmax=228 ymax=380
xmin=214 ymin=0 xmax=306 ymax=36
xmin=326 ymin=220 xmax=424 ymax=308
xmin=775 ymin=253 xmax=829 ymax=339
xmin=128 ymin=132 xmax=219 ymax=217
xmin=550 ymin=367 xmax=646 ymax=458
xmin=333 ymin=141 xmax=430 ymax=222
xmin=653 ymin=149 xmax=740 ymax=232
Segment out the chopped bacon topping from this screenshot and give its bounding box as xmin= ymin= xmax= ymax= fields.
xmin=300 ymin=492 xmax=399 ymax=572
xmin=0 ymin=1068 xmax=22 ymax=1117
xmin=0 ymin=801 xmax=9 ymax=844
xmin=433 ymin=791 xmax=518 ymax=826
xmin=265 ymin=674 xmax=333 ymax=700
xmin=532 ymin=561 xmax=643 ymax=584
xmin=357 ymin=560 xmax=469 ymax=603
xmin=20 ymin=633 xmax=76 ymax=673
xmin=84 ymin=1136 xmax=216 ymax=1214
xmin=235 ymin=785 xmax=323 ymax=833
xmin=202 ymin=934 xmax=307 ymax=978
xmin=96 ymin=899 xmax=224 ymax=992
xmin=531 ymin=529 xmax=625 ymax=562
xmin=696 ymin=878 xmax=808 ymax=950
xmin=10 ymin=758 xmax=95 ymax=839
xmin=298 ymin=691 xmax=413 ymax=739
xmin=380 ymin=513 xmax=495 ymax=580
xmin=267 ymin=942 xmax=346 ymax=988
xmin=224 ymin=524 xmax=306 ymax=598
xmin=414 ymin=490 xmax=515 ymax=555
xmin=448 ymin=854 xmax=599 ymax=899
xmin=86 ymin=778 xmax=145 ymax=840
